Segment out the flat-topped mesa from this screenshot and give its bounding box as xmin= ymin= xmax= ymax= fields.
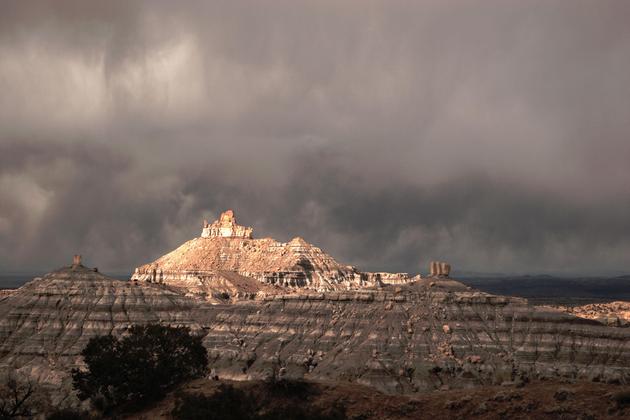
xmin=201 ymin=210 xmax=253 ymax=239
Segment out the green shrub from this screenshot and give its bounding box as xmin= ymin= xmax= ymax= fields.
xmin=72 ymin=324 xmax=207 ymax=413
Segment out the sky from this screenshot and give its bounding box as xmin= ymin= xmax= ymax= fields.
xmin=1 ymin=0 xmax=629 ymax=275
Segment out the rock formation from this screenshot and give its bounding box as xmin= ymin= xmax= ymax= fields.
xmin=72 ymin=254 xmax=82 ymax=267
xmin=201 ymin=210 xmax=253 ymax=239
xmin=554 ymin=301 xmax=630 ymax=327
xmin=2 ymin=214 xmax=630 ymax=407
xmin=3 ymin=265 xmax=630 ymax=399
xmin=132 ymin=210 xmax=415 ymax=299
xmin=0 ymin=257 xmax=202 ymax=391
xmin=0 ymin=290 xmax=15 ymax=300
xmin=363 ymin=272 xmax=418 ymax=285
xmin=201 ymin=279 xmax=630 ymax=393
xmin=429 ymin=261 xmax=451 ymax=277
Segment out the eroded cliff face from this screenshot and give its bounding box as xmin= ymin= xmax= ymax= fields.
xmin=201 ymin=280 xmax=630 ymax=393
xmin=120 ymin=212 xmax=630 ymax=392
xmin=0 ymin=263 xmax=202 ymax=387
xmin=131 ymin=210 xmax=415 ymax=299
xmin=0 ymin=265 xmax=629 ymax=401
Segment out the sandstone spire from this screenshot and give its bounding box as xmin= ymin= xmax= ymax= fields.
xmin=429 ymin=261 xmax=451 ymax=278
xmin=72 ymin=254 xmax=82 ymax=268
xmin=430 ymin=261 xmax=438 ymax=276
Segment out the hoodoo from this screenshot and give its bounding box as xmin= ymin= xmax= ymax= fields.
xmin=132 ymin=210 xmax=417 ymax=300
xmin=429 ymin=261 xmax=451 ymax=277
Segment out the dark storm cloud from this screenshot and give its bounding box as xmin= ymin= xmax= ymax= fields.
xmin=1 ymin=0 xmax=629 ymax=274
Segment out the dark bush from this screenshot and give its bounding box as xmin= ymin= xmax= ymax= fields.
xmin=72 ymin=324 xmax=207 ymax=413
xmin=261 ymin=377 xmax=314 ymax=399
xmin=612 ymin=390 xmax=630 ymax=408
xmin=172 ymin=380 xmax=346 ymax=420
xmin=46 ymin=408 xmax=89 ymax=420
xmin=172 ymin=385 xmax=256 ymax=420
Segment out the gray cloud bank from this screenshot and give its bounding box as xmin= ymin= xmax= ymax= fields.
xmin=1 ymin=0 xmax=629 ymax=275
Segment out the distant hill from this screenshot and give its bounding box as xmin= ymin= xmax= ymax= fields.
xmin=0 ymin=274 xmax=40 ymax=289
xmin=0 ymin=272 xmax=131 ymax=289
xmin=3 ymin=271 xmax=629 ymax=306
xmin=459 ymin=275 xmax=630 ymax=305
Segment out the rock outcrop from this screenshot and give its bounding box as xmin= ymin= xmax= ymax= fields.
xmin=429 ymin=261 xmax=451 ymax=277
xmin=0 ymin=290 xmax=15 ymax=300
xmin=555 ymin=301 xmax=630 ymax=327
xmin=201 ymin=210 xmax=253 ymax=239
xmin=0 ymin=258 xmax=201 ymax=389
xmin=363 ymin=272 xmax=419 ymax=285
xmin=132 ymin=210 xmax=415 ymax=299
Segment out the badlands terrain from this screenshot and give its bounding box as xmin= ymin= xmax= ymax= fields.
xmin=0 ymin=210 xmax=629 ymax=417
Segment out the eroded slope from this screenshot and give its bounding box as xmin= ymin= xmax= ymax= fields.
xmin=0 ymin=264 xmax=201 ymax=386
xmin=200 ymin=280 xmax=630 ymax=393
xmin=2 ymin=265 xmax=629 ymax=403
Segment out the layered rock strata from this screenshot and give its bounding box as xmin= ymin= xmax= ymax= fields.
xmin=132 ymin=210 xmax=416 ymax=298
xmin=201 ymin=279 xmax=630 ymax=393
xmin=2 ymin=264 xmax=630 ymax=399
xmin=555 ymin=301 xmax=630 ymax=327
xmin=0 ymin=290 xmax=15 ymax=300
xmin=201 ymin=210 xmax=253 ymax=239
xmin=363 ymin=272 xmax=418 ymax=285
xmin=0 ymin=260 xmax=202 ymax=387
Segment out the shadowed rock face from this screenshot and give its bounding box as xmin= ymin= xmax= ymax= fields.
xmin=201 ymin=280 xmax=630 ymax=393
xmin=132 ymin=211 xmax=416 ymax=298
xmin=0 ymin=263 xmax=201 ymax=386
